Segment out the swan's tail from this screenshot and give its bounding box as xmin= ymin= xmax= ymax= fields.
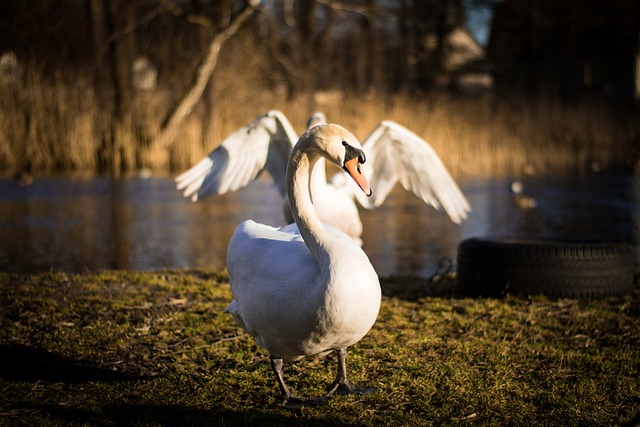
xmin=225 ymin=300 xmax=247 ymax=331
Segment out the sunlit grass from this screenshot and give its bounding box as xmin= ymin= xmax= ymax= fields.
xmin=0 ymin=63 xmax=637 ymax=177
xmin=1 ymin=270 xmax=638 ymax=426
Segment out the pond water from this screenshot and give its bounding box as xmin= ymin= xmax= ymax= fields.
xmin=0 ymin=173 xmax=637 ymax=277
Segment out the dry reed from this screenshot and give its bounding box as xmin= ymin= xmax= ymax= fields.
xmin=0 ymin=62 xmax=637 ymax=177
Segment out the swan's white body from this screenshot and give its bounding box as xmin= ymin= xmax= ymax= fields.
xmin=226 ymin=219 xmax=380 ymax=361
xmin=175 ymin=110 xmax=470 ymax=244
xmin=225 ymin=123 xmax=381 ymax=404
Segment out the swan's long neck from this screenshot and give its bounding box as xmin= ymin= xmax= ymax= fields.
xmin=309 ymin=158 xmax=327 ymax=201
xmin=287 ymin=144 xmax=332 ymax=263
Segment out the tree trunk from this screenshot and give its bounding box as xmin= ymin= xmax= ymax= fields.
xmin=88 ymin=0 xmax=114 ymax=172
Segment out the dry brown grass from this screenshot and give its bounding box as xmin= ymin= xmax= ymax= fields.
xmin=0 ymin=63 xmax=637 ymax=177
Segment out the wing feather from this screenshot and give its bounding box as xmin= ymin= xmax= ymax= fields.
xmin=356 ymin=120 xmax=471 ymax=223
xmin=175 ymin=110 xmax=298 ymax=201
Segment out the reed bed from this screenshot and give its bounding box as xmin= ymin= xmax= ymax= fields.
xmin=0 ymin=63 xmax=637 ymax=177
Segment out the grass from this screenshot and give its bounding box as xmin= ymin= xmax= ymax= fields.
xmin=1 ymin=270 xmax=639 ymax=426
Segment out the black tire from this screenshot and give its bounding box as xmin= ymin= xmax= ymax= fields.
xmin=456 ymin=237 xmax=635 ymax=298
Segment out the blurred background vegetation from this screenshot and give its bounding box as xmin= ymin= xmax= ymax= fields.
xmin=0 ymin=0 xmax=638 ymax=177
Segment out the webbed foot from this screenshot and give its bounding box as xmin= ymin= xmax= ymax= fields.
xmin=325 ymin=347 xmax=377 ymax=397
xmin=326 ymin=379 xmax=377 ymax=396
xmin=282 ymin=394 xmax=329 ymax=408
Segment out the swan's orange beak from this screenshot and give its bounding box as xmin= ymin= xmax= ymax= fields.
xmin=344 ymin=157 xmax=372 ymax=197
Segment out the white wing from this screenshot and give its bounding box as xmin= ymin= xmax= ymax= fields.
xmin=175 ymin=110 xmax=298 ymax=201
xmin=354 ymin=120 xmax=471 ymax=224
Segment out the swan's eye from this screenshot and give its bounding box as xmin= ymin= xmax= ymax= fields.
xmin=342 ymin=141 xmax=347 ymax=146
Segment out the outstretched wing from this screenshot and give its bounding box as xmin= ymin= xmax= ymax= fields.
xmin=355 ymin=120 xmax=471 ymax=224
xmin=175 ymin=110 xmax=298 ymax=201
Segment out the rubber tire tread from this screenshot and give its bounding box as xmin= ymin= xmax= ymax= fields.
xmin=456 ymin=237 xmax=635 ymax=298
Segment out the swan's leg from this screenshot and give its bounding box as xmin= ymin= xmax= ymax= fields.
xmin=270 ymin=356 xmax=328 ymax=407
xmin=326 ymin=347 xmax=377 ymax=396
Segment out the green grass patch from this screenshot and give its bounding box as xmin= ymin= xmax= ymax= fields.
xmin=1 ymin=270 xmax=638 ymax=426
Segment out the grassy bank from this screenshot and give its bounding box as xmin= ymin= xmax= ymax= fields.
xmin=1 ymin=270 xmax=639 ymax=426
xmin=1 ymin=63 xmax=638 ymax=177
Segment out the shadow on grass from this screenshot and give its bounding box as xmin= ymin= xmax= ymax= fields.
xmin=380 ymin=275 xmax=461 ymax=301
xmin=5 ymin=402 xmax=355 ymax=426
xmin=0 ymin=343 xmax=142 ymax=384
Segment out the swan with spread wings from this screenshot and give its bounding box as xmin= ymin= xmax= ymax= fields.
xmin=175 ymin=110 xmax=471 ymax=244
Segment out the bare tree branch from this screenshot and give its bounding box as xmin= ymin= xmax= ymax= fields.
xmin=107 ymin=5 xmax=165 ymax=43
xmin=315 ymin=0 xmax=384 ymax=18
xmin=158 ymin=0 xmax=214 ymax=30
xmin=155 ymin=1 xmax=259 ymax=148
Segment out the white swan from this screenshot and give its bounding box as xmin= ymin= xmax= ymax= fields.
xmin=175 ymin=110 xmax=470 ymax=244
xmin=225 ymin=123 xmax=381 ymax=406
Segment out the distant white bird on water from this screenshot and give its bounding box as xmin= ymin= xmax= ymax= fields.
xmin=510 ymin=179 xmax=537 ymax=209
xmin=225 ymin=123 xmax=381 ymax=406
xmin=175 ymin=110 xmax=471 ymax=243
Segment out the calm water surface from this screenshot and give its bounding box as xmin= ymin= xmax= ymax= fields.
xmin=0 ymin=173 xmax=637 ymax=277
